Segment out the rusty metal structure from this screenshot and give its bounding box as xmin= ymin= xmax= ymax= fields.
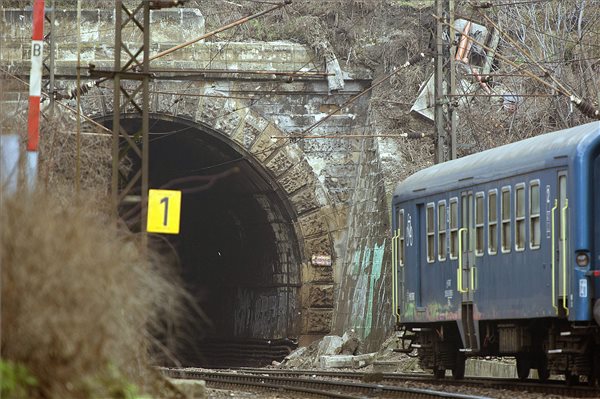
xmin=105 ymin=1 xmax=153 ymax=237
xmin=42 ymin=0 xmax=56 ymax=116
xmin=434 ymin=0 xmax=457 ymax=164
xmin=87 ymin=0 xmax=290 ymax=235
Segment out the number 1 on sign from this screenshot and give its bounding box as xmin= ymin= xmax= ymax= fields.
xmin=160 ymin=196 xmax=169 ymax=226
xmin=147 ymin=189 xmax=181 ymax=234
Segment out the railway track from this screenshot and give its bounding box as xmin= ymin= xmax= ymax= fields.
xmin=224 ymin=367 xmax=600 ymax=398
xmin=161 ymin=367 xmax=494 ymax=399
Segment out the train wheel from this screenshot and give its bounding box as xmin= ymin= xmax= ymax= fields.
xmin=516 ymin=354 xmax=530 ymax=381
xmin=565 ymin=370 xmax=579 ymax=386
xmin=452 ymin=353 xmax=466 ymax=380
xmin=536 ymin=354 xmax=550 ymax=382
xmin=434 ymin=367 xmax=446 ymax=379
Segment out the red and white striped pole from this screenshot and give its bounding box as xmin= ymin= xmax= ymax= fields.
xmin=26 ymin=0 xmax=45 ymax=187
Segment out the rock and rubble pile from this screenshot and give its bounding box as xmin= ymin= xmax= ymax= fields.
xmin=277 ymin=331 xmax=422 ymax=372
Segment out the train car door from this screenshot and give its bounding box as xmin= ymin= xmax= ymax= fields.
xmin=594 ymin=156 xmax=600 ymax=320
xmin=459 ymin=191 xmax=475 ymax=301
xmin=555 ymin=171 xmax=569 ymax=316
xmin=459 ymin=190 xmax=479 ymax=351
xmin=415 ymin=204 xmax=424 ymax=308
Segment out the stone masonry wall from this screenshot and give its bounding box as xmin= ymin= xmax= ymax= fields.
xmin=1 ymin=7 xmax=399 ymax=348
xmin=331 ymin=136 xmax=395 ymax=352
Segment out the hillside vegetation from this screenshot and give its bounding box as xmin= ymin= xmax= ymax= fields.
xmin=195 ymin=0 xmax=599 ymax=174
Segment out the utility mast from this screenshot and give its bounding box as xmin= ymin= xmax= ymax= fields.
xmin=109 ymin=1 xmax=152 ymax=243
xmin=93 ymin=1 xmax=181 ymax=239
xmin=434 ymin=0 xmax=457 ymax=164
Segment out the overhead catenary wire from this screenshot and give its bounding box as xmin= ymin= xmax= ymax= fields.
xmin=480 ymin=7 xmax=600 ymax=117
xmin=66 ymin=1 xmax=292 ymax=100
xmin=297 ymin=51 xmax=431 ymax=139
xmin=0 ymin=67 xmax=113 ymax=135
xmin=472 ymin=0 xmax=555 ymax=8
xmin=475 ymin=11 xmax=574 ymax=96
xmin=270 ymin=133 xmax=428 ymax=140
xmin=20 ymin=0 xmax=305 ymax=156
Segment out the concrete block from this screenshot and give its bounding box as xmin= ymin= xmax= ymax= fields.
xmin=318 ymin=353 xmax=376 ymax=369
xmin=284 ymin=346 xmax=307 ymax=362
xmin=352 ymin=353 xmax=376 ymax=368
xmin=320 ymin=355 xmax=354 ymax=368
xmin=317 ymin=335 xmax=343 ymax=356
xmin=372 ymin=361 xmax=401 ymax=373
xmin=465 ymin=358 xmax=516 ymax=378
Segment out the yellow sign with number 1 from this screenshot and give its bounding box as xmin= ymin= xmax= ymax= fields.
xmin=147 ymin=189 xmax=181 ymax=234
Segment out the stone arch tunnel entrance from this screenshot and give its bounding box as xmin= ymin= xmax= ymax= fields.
xmin=103 ymin=114 xmax=303 ymax=367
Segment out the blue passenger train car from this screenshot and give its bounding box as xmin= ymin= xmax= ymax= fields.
xmin=391 ymin=121 xmax=600 ymax=383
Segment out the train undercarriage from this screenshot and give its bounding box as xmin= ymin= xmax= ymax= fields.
xmin=398 ymin=320 xmax=600 ymax=385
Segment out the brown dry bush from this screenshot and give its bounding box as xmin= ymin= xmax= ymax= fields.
xmin=0 ymin=188 xmax=189 ymax=398
xmin=38 ymin=115 xmax=113 ymax=198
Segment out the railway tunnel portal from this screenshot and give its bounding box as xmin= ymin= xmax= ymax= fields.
xmin=85 ymin=68 xmax=357 ymax=366
xmin=107 ymin=114 xmax=307 ymax=366
xmin=1 ymin=6 xmax=397 ymax=366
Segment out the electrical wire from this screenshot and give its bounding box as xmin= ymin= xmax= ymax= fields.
xmin=0 ymin=67 xmax=113 ymax=135
xmin=472 ymin=0 xmax=554 ymax=8
xmin=435 ymin=15 xmax=600 ymax=119
xmin=229 ymin=0 xmax=282 ymax=4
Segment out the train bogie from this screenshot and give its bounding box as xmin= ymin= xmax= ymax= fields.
xmin=391 ymin=121 xmax=600 ymax=384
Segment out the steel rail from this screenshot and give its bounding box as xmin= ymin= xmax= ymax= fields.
xmin=229 ymin=368 xmax=600 ymax=398
xmin=201 ymin=376 xmax=363 ymax=399
xmin=161 ymin=368 xmax=493 ymax=399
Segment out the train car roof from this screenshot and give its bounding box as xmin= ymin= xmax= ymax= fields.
xmin=393 ymin=121 xmax=600 ymax=202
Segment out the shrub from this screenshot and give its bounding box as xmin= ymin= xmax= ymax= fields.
xmin=0 ymin=189 xmax=187 ymax=398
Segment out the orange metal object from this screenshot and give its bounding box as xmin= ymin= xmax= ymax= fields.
xmin=455 ymin=21 xmax=472 ymax=62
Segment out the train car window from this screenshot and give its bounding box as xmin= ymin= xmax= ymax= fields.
xmin=475 ymin=192 xmax=484 ymax=256
xmin=488 ymin=189 xmax=498 ymax=255
xmin=559 ymin=175 xmax=568 ymax=241
xmin=438 ymin=201 xmax=447 ymax=261
xmin=501 ymin=186 xmax=512 ymax=253
xmin=558 ymin=174 xmax=569 ymax=245
xmin=515 ymin=183 xmax=526 ymax=251
xmin=529 ymin=181 xmax=541 ymax=250
xmin=398 ymin=209 xmax=405 ymax=266
xmin=427 ymin=203 xmax=435 ymax=263
xmin=450 ymin=198 xmax=459 ymax=259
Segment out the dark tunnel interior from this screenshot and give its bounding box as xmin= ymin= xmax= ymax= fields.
xmin=105 ymin=115 xmax=302 ymax=366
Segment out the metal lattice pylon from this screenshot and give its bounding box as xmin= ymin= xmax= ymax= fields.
xmin=42 ymin=0 xmax=56 ymax=116
xmin=434 ymin=0 xmax=457 ymax=164
xmin=111 ymin=1 xmax=150 ymax=238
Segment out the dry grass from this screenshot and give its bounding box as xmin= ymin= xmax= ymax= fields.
xmin=0 ymin=189 xmax=189 ymax=398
